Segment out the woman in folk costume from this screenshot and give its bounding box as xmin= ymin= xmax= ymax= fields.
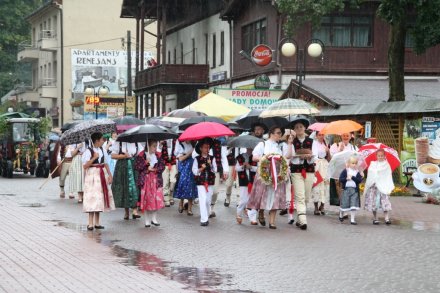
xmin=111 ymin=140 xmax=143 ymax=220
xmin=82 ymin=132 xmax=115 ymax=231
xmin=192 ymin=138 xmax=217 ymax=226
xmin=174 ymin=139 xmax=198 ymax=216
xmin=68 ymin=142 xmax=86 ymax=203
xmin=247 ymin=126 xmax=289 ymax=229
xmin=235 ymin=148 xmax=258 ymax=225
xmin=160 ymin=139 xmax=178 ymax=207
xmin=311 ymin=131 xmax=330 ymax=215
xmin=104 ymin=132 xmax=117 ymax=175
xmin=285 ymin=118 xmax=318 ymax=231
xmin=135 ymin=140 xmax=165 ymax=227
xmin=363 ymin=149 xmax=393 ymax=225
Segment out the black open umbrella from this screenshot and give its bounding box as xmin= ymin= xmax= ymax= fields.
xmin=227 ymin=135 xmax=264 ymax=149
xmin=179 ymin=116 xmax=228 ymax=130
xmin=113 ymin=116 xmax=144 ymax=125
xmin=166 ymin=109 xmax=207 ymax=118
xmin=232 ymin=109 xmax=289 ymax=130
xmin=117 ymin=124 xmax=178 ymax=143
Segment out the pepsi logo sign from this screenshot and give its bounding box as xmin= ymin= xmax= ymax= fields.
xmin=251 ymin=44 xmax=273 ymax=66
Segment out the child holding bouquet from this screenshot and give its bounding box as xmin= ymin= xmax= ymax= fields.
xmin=339 ymin=156 xmax=364 ymax=225
xmin=363 ymin=149 xmax=393 ymax=225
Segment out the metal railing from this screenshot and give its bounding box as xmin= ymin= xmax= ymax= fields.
xmin=18 ymin=41 xmax=37 ymax=52
xmin=39 ymin=78 xmax=57 ymax=87
xmin=39 ymin=30 xmax=56 ymax=40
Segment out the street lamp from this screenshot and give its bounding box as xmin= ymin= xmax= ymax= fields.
xmin=120 ymin=84 xmax=127 ymax=116
xmin=279 ymin=38 xmax=325 ymax=98
xmin=84 ymin=85 xmax=110 ymax=119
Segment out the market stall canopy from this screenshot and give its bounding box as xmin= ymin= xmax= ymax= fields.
xmin=182 ymin=92 xmax=250 ymax=122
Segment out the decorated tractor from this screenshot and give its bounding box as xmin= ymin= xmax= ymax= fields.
xmin=0 ymin=117 xmax=50 ymax=178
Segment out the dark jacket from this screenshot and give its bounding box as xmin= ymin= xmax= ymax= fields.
xmin=339 ymin=169 xmax=363 ymax=194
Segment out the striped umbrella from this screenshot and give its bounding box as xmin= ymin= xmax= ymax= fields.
xmin=259 ymin=98 xmax=319 ymax=118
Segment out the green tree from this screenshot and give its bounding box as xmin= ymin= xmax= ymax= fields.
xmin=0 ymin=0 xmax=43 ymax=99
xmin=277 ymin=0 xmax=440 ymax=102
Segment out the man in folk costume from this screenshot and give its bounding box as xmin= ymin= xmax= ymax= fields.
xmin=57 ymin=142 xmax=73 ymax=198
xmin=161 ymin=138 xmax=177 ymax=207
xmin=224 ymin=146 xmax=238 ymax=207
xmin=286 ymin=118 xmax=318 ymax=230
xmin=192 ymin=138 xmax=217 ymax=226
xmin=235 ymin=148 xmax=258 ymax=224
xmin=208 ymin=138 xmax=229 ymax=218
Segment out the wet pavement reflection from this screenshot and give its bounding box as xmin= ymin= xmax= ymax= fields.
xmin=57 ymin=221 xmax=256 ymax=293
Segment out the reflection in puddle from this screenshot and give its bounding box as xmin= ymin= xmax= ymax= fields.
xmin=19 ymin=202 xmax=45 ymax=207
xmin=0 ymin=193 xmax=16 ymax=196
xmin=57 ymin=221 xmax=255 ymax=293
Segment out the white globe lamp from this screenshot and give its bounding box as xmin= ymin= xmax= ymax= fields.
xmin=281 ymin=42 xmax=296 ymax=57
xmin=307 ymin=43 xmax=323 ymax=58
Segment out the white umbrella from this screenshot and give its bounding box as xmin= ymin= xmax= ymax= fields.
xmin=327 ymin=150 xmax=367 ymax=179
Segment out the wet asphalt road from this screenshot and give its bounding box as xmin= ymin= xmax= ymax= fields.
xmin=2 ymin=174 xmax=440 ymax=293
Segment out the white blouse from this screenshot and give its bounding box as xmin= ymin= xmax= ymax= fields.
xmin=253 ymin=140 xmax=287 ymax=157
xmin=174 ymin=141 xmax=193 ymax=158
xmin=312 ymin=140 xmax=328 ymax=159
xmin=111 ymin=141 xmax=143 ymax=156
xmin=330 ymin=142 xmax=358 ymax=156
xmin=82 ymin=147 xmax=108 ymax=166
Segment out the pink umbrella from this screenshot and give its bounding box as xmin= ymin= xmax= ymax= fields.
xmin=179 ymin=122 xmax=234 ymax=141
xmin=116 ymin=124 xmax=140 ymax=133
xmin=308 ymin=122 xmax=328 ymax=132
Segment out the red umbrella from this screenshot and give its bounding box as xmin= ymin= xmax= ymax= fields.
xmin=178 ymin=122 xmax=234 ymax=141
xmin=358 ymin=143 xmax=400 ymax=171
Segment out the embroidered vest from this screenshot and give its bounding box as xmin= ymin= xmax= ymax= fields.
xmin=213 ymin=139 xmax=223 ymax=175
xmin=236 ymin=154 xmax=257 ymax=186
xmin=88 ymin=147 xmax=104 ymax=164
xmin=161 ymin=139 xmax=177 ymax=165
xmin=290 ymin=137 xmax=315 ymax=173
xmin=194 ymin=155 xmax=216 ymax=186
xmin=227 ymin=148 xmax=236 ymax=166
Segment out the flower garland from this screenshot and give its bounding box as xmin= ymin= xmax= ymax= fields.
xmin=259 ymin=153 xmax=289 ymax=186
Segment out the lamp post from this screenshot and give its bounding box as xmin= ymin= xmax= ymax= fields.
xmin=120 ymin=84 xmax=127 ymax=116
xmin=84 ymin=85 xmax=110 ymax=119
xmin=279 ymin=38 xmax=324 ymax=98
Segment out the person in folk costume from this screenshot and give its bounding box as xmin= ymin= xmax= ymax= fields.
xmin=224 ymin=145 xmax=238 ymax=207
xmin=279 ymin=129 xmax=296 ymax=224
xmin=311 ymin=131 xmax=331 ymax=215
xmin=285 ymin=118 xmax=319 ymax=230
xmin=56 ymin=141 xmax=73 ymax=198
xmin=235 ymin=148 xmax=258 ymax=224
xmin=247 ymin=126 xmax=288 ymax=229
xmin=161 ymin=138 xmax=178 ymax=207
xmin=208 ymin=138 xmax=229 ymax=218
xmin=192 ymin=138 xmax=217 ymax=226
xmin=111 ymin=140 xmax=143 ymax=220
xmin=82 ymin=132 xmax=115 ymax=230
xmin=103 ymin=132 xmax=117 ymax=175
xmin=363 ymin=149 xmax=393 ymax=225
xmin=68 ymin=142 xmax=86 ymax=203
xmin=329 ymin=132 xmax=358 ymax=217
xmin=135 ymin=140 xmax=165 ymax=227
xmin=174 ymin=139 xmax=198 ymax=216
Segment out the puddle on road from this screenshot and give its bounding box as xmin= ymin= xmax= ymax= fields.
xmin=19 ymin=202 xmax=45 ymax=207
xmin=0 ymin=193 xmax=16 ymax=196
xmin=56 ymin=221 xmax=255 ymax=293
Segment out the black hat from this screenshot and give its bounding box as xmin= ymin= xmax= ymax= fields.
xmin=251 ymin=122 xmax=268 ymax=133
xmin=289 ymin=115 xmax=310 ymax=129
xmin=195 ymin=138 xmax=213 ymax=154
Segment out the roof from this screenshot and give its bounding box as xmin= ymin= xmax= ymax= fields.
xmin=303 ymin=78 xmax=440 ymax=105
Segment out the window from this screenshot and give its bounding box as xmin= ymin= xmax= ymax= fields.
xmin=205 ymin=33 xmax=208 ymax=65
xmin=212 ymin=33 xmax=216 ymax=68
xmin=173 ymin=48 xmax=176 ymax=64
xmin=312 ymin=15 xmax=372 ymax=47
xmin=242 ymin=18 xmax=267 ymax=53
xmin=192 ymin=38 xmax=196 ymax=64
xmin=220 ymin=31 xmax=225 ymax=66
xmin=180 ymin=42 xmax=184 ymax=64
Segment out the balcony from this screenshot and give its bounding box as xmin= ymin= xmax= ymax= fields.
xmin=17 ymin=42 xmax=39 ymax=63
xmin=39 ymin=78 xmax=58 ymax=98
xmin=14 ymin=85 xmax=39 ymax=103
xmin=39 ymin=30 xmax=57 ymax=51
xmin=135 ymin=64 xmax=209 ymax=92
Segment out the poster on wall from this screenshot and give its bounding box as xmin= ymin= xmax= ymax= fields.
xmin=421 ymin=116 xmax=440 ymax=143
xmin=70 ymin=49 xmax=153 ymax=120
xmin=214 ymin=88 xmax=284 ymax=110
xmin=83 ymin=95 xmax=136 ymax=120
xmin=400 ymin=118 xmax=421 ymax=184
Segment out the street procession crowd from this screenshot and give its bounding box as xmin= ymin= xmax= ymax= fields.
xmin=53 ymin=107 xmax=397 ymax=232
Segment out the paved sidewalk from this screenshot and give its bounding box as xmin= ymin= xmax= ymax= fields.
xmin=0 ymin=197 xmax=190 ymax=293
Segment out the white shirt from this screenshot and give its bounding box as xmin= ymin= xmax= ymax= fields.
xmin=111 ymin=141 xmax=143 ymax=156
xmin=174 ymin=140 xmax=193 ymax=158
xmin=330 ymin=142 xmax=357 ymax=156
xmin=345 ymin=167 xmax=358 ymax=188
xmin=313 ymin=140 xmax=328 ymax=159
xmin=57 ymin=143 xmax=86 ymax=161
xmin=253 ymin=140 xmax=287 ymax=157
xmin=145 ymin=152 xmax=158 ymax=167
xmin=191 ymin=145 xmax=229 ymax=174
xmin=192 ymin=155 xmax=218 ymax=176
xmin=82 ymin=147 xmax=109 ymax=165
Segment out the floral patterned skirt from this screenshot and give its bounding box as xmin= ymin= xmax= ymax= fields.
xmin=111 ymin=159 xmax=138 ymax=208
xmin=83 ymin=167 xmax=115 ymax=213
xmin=174 ymin=158 xmax=198 ymax=199
xmin=246 ymin=173 xmax=286 ymax=210
xmin=364 ymin=184 xmax=392 ymax=212
xmin=140 ymin=172 xmax=164 ymax=212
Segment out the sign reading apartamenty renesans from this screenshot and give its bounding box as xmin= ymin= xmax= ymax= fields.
xmin=70 ymin=49 xmax=153 ymax=120
xmin=214 ymin=88 xmax=284 ymax=110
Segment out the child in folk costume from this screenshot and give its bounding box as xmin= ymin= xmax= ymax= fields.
xmin=363 ymin=149 xmax=393 ymax=225
xmin=82 ymin=132 xmax=115 ymax=231
xmin=160 ymin=139 xmax=177 ymax=207
xmin=235 ymin=148 xmax=258 ymax=224
xmin=192 ymin=139 xmax=217 ymax=226
xmin=68 ymin=142 xmax=86 ymax=203
xmin=339 ymin=156 xmax=364 ymax=225
xmin=135 ymin=140 xmax=165 ymax=227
